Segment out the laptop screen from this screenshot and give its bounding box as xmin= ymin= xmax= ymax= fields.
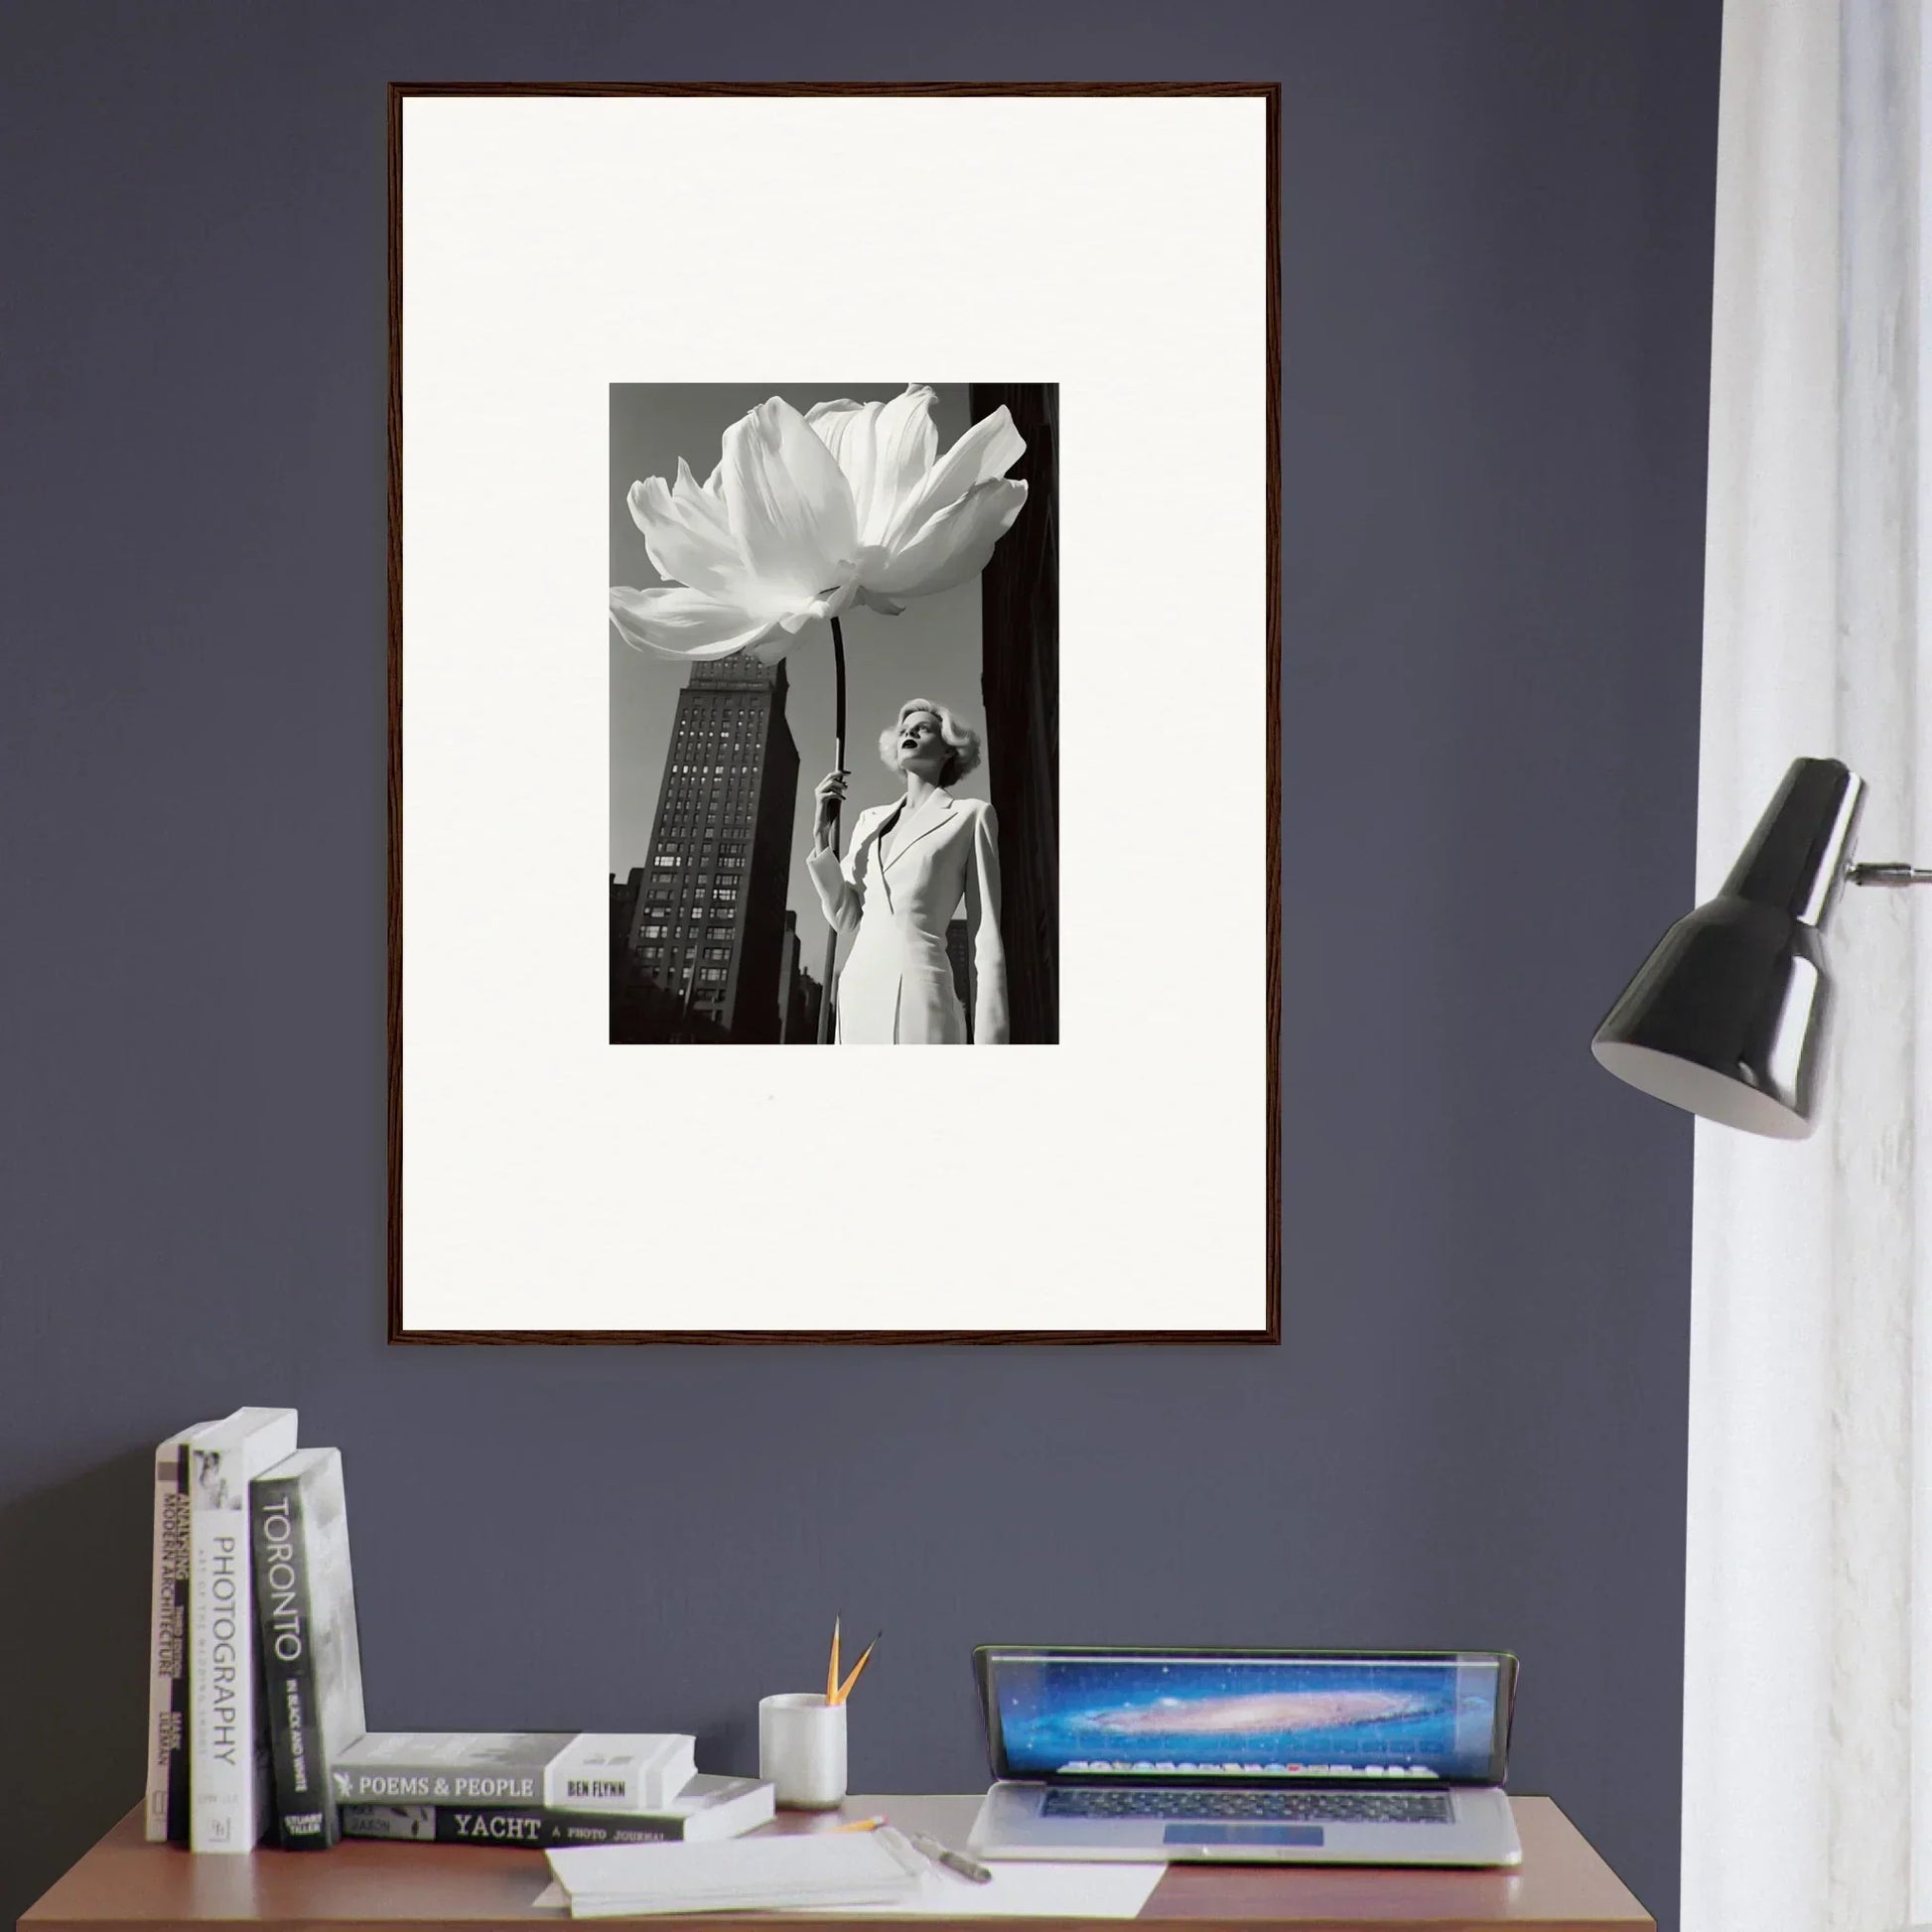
xmin=976 ymin=1648 xmax=1515 ymax=1786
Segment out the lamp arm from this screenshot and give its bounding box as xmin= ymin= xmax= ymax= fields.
xmin=1849 ymin=862 xmax=1932 ymax=888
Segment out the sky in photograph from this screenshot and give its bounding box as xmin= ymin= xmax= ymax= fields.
xmin=609 ymin=383 xmax=989 ymax=968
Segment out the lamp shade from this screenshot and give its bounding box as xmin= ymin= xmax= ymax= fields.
xmin=1590 ymin=757 xmax=1864 ymax=1139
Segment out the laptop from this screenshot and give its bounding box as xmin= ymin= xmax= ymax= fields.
xmin=967 ymin=1645 xmax=1522 ymax=1867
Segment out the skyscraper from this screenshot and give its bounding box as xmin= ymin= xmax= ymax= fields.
xmin=612 ymin=869 xmax=643 ymax=989
xmin=776 ymin=909 xmax=824 ymax=1044
xmin=614 ymin=657 xmax=799 ymax=1042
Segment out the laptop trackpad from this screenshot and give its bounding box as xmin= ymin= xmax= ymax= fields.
xmin=1164 ymin=1825 xmax=1324 ymax=1848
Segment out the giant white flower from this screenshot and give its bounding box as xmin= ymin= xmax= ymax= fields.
xmin=610 ymin=385 xmax=1028 ymax=661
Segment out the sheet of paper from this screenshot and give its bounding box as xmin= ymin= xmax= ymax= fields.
xmin=541 ymin=1829 xmax=937 ymax=1917
xmin=537 ymin=1862 xmax=1166 ymax=1918
xmin=843 ymin=1861 xmax=1166 ymax=1917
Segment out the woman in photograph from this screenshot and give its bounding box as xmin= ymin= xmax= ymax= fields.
xmin=808 ymin=699 xmax=1010 ymax=1044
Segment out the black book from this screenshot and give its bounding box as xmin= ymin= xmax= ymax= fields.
xmin=251 ymin=1449 xmax=367 ymax=1849
xmin=341 ymin=1775 xmax=775 ymax=1850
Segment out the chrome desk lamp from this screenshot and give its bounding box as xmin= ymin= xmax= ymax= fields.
xmin=1591 ymin=756 xmax=1931 ymax=1139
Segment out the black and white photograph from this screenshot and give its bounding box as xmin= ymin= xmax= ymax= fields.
xmin=609 ymin=382 xmax=1059 ymax=1046
xmin=387 ymin=86 xmax=1273 ymax=1339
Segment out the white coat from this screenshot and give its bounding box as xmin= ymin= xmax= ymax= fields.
xmin=805 ymin=789 xmax=1010 ymax=1044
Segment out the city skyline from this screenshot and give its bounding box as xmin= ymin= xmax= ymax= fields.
xmin=611 ymin=656 xmax=797 ymax=1041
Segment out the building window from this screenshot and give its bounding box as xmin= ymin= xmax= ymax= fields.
xmin=699 ymin=967 xmax=727 ymax=984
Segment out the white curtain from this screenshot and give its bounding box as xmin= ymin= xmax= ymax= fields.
xmin=1687 ymin=4 xmax=1932 ymax=1931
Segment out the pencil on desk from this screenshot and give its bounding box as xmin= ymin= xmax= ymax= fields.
xmin=833 ymin=1632 xmax=878 ymax=1704
xmin=826 ymin=1616 xmax=841 ymax=1703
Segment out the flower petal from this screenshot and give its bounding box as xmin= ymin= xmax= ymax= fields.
xmin=806 ymin=400 xmax=882 ymax=535
xmin=626 ymin=467 xmax=744 ymax=604
xmin=674 ymin=455 xmax=715 ymax=501
xmin=881 ymin=405 xmax=1026 ymax=550
xmin=720 ymin=397 xmax=858 ymax=601
xmin=609 ymin=585 xmax=784 ymax=659
xmin=673 ymin=457 xmax=732 ymax=532
xmin=863 ymin=479 xmax=1029 ymax=599
xmin=775 ymin=571 xmax=863 ymax=632
xmin=808 ymin=385 xmax=938 ymax=549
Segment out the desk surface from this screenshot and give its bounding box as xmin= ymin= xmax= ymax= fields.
xmin=21 ymin=1796 xmax=1652 ymax=1931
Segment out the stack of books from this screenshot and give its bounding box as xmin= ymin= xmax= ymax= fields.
xmin=332 ymin=1738 xmax=772 ymax=1849
xmin=145 ymin=1407 xmax=772 ymax=1854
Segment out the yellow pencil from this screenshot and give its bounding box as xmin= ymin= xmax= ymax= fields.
xmin=833 ymin=1633 xmax=879 ymax=1705
xmin=826 ymin=1616 xmax=841 ymax=1704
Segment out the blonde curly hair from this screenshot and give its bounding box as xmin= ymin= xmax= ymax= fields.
xmin=877 ymin=698 xmax=983 ymax=787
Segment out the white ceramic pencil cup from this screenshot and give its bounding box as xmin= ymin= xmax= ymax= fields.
xmin=759 ymin=1693 xmax=848 ymax=1810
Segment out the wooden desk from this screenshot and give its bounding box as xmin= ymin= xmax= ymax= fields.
xmin=21 ymin=1796 xmax=1653 ymax=1931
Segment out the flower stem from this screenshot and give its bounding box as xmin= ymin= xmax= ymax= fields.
xmin=816 ymin=615 xmax=847 ymax=1043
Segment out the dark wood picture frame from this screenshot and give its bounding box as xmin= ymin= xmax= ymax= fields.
xmin=387 ymin=81 xmax=1281 ymax=1346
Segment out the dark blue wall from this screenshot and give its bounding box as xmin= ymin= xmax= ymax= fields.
xmin=0 ymin=4 xmax=1719 ymax=1926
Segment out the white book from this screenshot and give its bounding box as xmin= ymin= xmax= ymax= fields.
xmin=144 ymin=1422 xmax=213 ymax=1842
xmin=332 ymin=1732 xmax=697 ymax=1812
xmin=188 ymin=1406 xmax=298 ymax=1853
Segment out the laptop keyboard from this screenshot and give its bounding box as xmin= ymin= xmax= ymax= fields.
xmin=1042 ymin=1786 xmax=1453 ymax=1826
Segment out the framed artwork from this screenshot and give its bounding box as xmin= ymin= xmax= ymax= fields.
xmin=389 ymin=83 xmax=1280 ymax=1343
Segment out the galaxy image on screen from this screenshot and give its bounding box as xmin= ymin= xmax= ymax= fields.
xmin=992 ymin=1655 xmax=1503 ymax=1781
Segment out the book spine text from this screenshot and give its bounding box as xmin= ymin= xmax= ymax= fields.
xmin=341 ymin=1804 xmax=688 ymax=1848
xmin=145 ymin=1447 xmax=193 ymax=1842
xmin=190 ymin=1451 xmax=256 ymax=1851
xmin=548 ymin=1768 xmax=643 ymax=1809
xmin=253 ymin=1472 xmax=335 ymax=1848
xmin=333 ymin=1766 xmax=546 ymax=1804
